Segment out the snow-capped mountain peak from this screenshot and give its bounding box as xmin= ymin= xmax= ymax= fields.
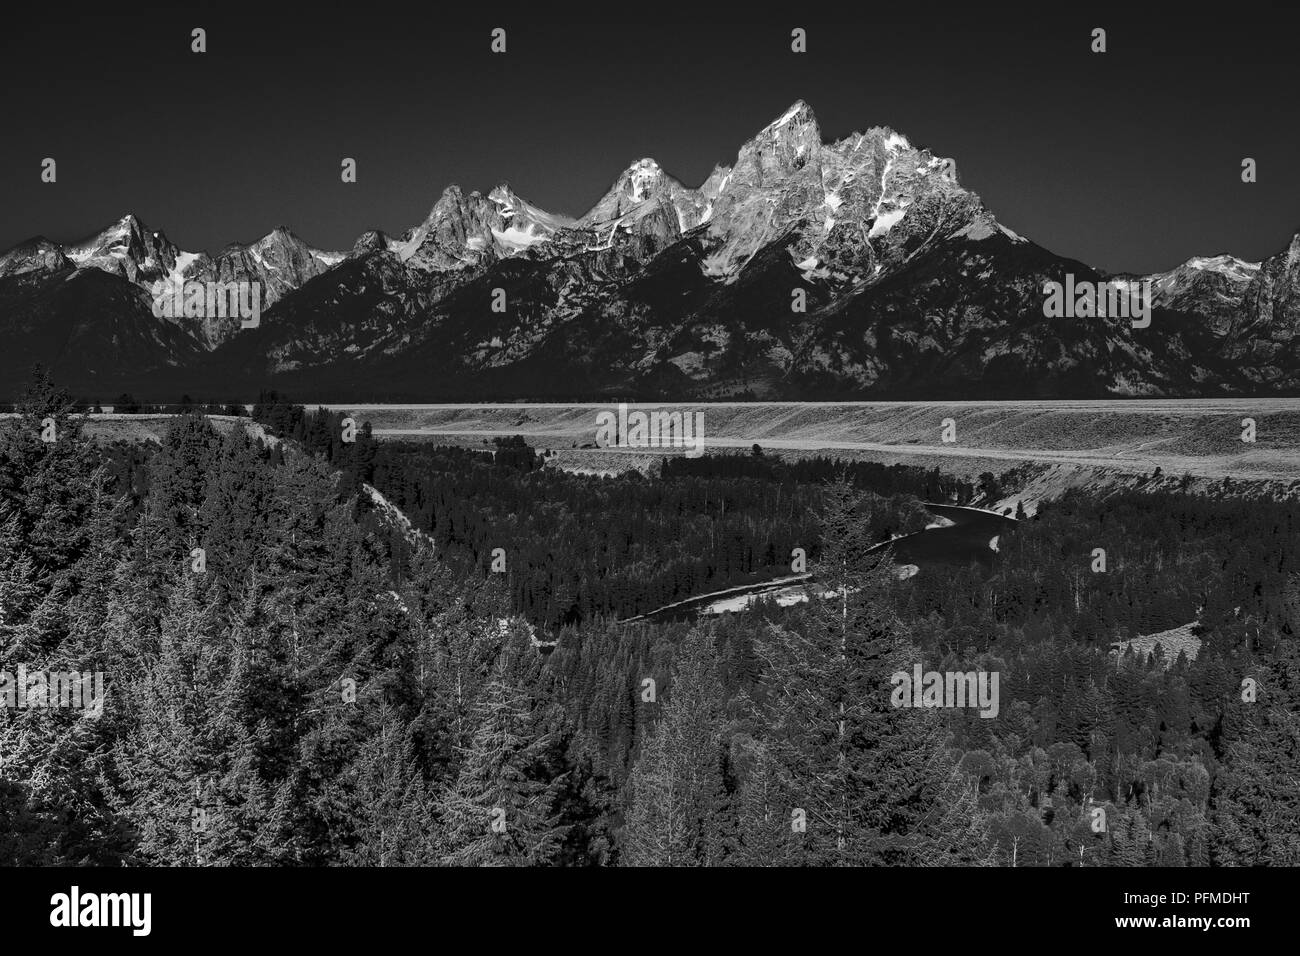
xmin=626 ymin=158 xmax=664 ymax=203
xmin=63 ymin=213 xmax=180 ymax=284
xmin=1186 ymin=254 xmax=1260 ymax=281
xmin=766 ymin=99 xmax=819 ymax=135
xmin=390 ymin=181 xmax=574 ymax=270
xmin=580 ymin=157 xmax=695 ymax=228
xmin=488 ymin=182 xmax=574 ymax=232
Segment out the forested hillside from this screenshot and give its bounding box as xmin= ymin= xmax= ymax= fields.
xmin=2 ymin=372 xmax=1297 ymax=866
xmin=248 ymin=393 xmax=957 ymax=626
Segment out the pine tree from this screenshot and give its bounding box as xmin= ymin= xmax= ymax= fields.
xmin=621 ymin=626 xmax=729 ymax=866
xmin=728 ymin=732 xmax=800 ymax=865
xmin=1210 ymin=649 xmax=1300 ymax=865
xmin=0 ymin=367 xmax=100 ymax=576
xmin=333 ymin=706 xmax=441 ymax=866
xmin=758 ymin=479 xmax=992 ymax=865
xmin=436 ymin=640 xmax=562 ymax=865
xmin=0 ymin=507 xmax=40 ymax=650
xmin=110 ymin=572 xmax=260 ymax=865
xmin=148 ymin=413 xmax=221 ymax=547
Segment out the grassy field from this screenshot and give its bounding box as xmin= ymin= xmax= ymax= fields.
xmin=322 ymin=400 xmax=1300 ymax=485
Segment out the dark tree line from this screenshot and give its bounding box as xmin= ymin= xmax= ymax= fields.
xmin=661 ymin=452 xmax=1019 ymax=505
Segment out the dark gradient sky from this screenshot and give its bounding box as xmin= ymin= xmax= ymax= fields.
xmin=2 ymin=1 xmax=1297 ymax=274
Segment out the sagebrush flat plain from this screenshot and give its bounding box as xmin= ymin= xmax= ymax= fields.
xmin=321 ymin=400 xmax=1300 ymax=482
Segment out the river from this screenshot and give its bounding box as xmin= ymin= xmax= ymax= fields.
xmin=622 ymin=503 xmax=1017 ymax=624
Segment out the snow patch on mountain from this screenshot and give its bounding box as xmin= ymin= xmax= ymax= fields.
xmin=1187 ymin=255 xmax=1260 ymax=281
xmin=627 ymin=159 xmax=661 ymax=202
xmin=870 ymin=158 xmax=896 ymax=220
xmin=493 ymin=225 xmax=549 ymax=250
xmin=165 ymin=250 xmax=201 ymax=286
xmin=869 ymin=207 xmax=908 ymax=237
xmin=956 ymin=216 xmax=1026 ymax=244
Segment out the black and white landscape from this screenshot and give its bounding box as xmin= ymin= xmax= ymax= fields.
xmin=1 ymin=5 xmax=1298 ymax=911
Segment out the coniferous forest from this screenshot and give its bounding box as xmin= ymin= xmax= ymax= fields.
xmin=1 ymin=371 xmax=1298 ymax=868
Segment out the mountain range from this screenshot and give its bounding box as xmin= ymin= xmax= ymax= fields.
xmin=2 ymin=100 xmax=1298 ymax=401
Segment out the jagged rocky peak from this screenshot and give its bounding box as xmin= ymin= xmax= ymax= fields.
xmin=0 ymin=236 xmax=74 ymax=277
xmin=1141 ymin=252 xmax=1263 ymax=333
xmin=351 ymin=229 xmax=391 ymax=256
xmin=763 ymin=99 xmax=822 ymax=145
xmin=245 ymin=224 xmax=339 ymax=264
xmin=431 ymin=183 xmax=471 ymax=220
xmin=392 ymin=184 xmax=496 ymax=269
xmin=396 ymin=187 xmax=480 ymax=266
xmin=623 ymin=158 xmax=668 ymax=200
xmin=211 ymin=225 xmax=340 ymax=280
xmin=582 ymin=158 xmax=676 ymax=223
xmin=488 ymin=181 xmax=574 ymax=243
xmin=487 ymin=181 xmax=534 ymax=222
xmin=954 ymin=209 xmax=1027 ymax=244
xmin=737 ymin=100 xmax=822 ymax=175
xmin=578 ymin=157 xmax=713 ymax=247
xmin=1237 ymin=230 xmax=1300 ymax=337
xmin=1287 ymin=230 xmax=1300 ymax=260
xmin=699 ymin=102 xmax=984 ymax=281
xmin=64 ymin=212 xmax=180 ymax=284
xmin=487 ymin=181 xmax=520 ymax=206
xmin=391 ymin=180 xmax=573 ymax=271
xmin=27 ymin=211 xmax=349 ymax=310
xmin=1185 ymin=254 xmax=1261 ymax=281
xmin=173 ymin=225 xmax=344 ymax=346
